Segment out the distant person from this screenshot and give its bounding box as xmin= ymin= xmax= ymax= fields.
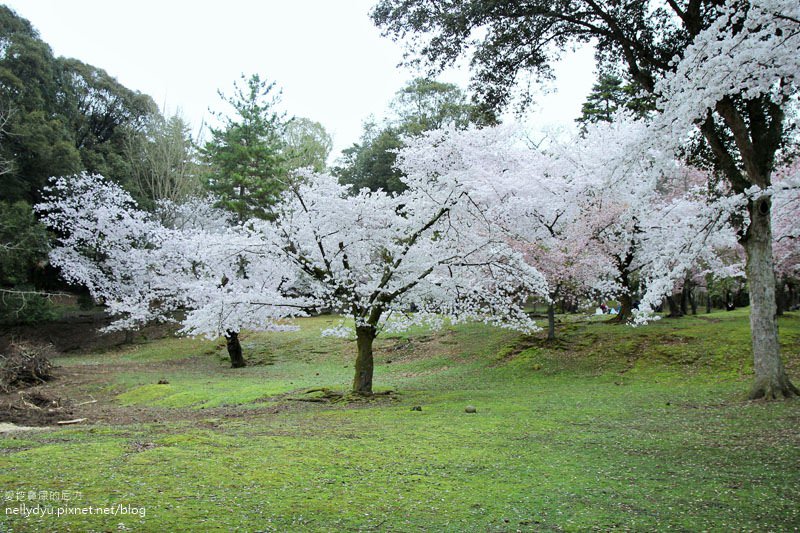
xmin=600 ymin=303 xmax=608 ymax=314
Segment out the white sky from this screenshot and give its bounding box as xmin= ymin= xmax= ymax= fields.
xmin=4 ymin=0 xmax=597 ymax=159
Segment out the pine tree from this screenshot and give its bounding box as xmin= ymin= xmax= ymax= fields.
xmin=203 ymin=74 xmax=288 ymax=221
xmin=577 ymin=74 xmax=654 ymax=127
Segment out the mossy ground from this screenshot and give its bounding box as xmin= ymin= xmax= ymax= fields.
xmin=1 ymin=309 xmax=799 ymax=531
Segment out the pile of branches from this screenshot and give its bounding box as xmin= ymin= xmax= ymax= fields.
xmin=0 ymin=342 xmax=54 ymax=393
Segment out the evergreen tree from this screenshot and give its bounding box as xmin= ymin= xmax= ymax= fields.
xmin=0 ymin=6 xmax=158 ymax=204
xmin=335 ymin=120 xmax=406 ymax=194
xmin=203 ymin=74 xmax=288 ymax=221
xmin=336 ymin=78 xmax=495 ymax=194
xmin=577 ymin=74 xmax=655 ymax=127
xmin=0 ymin=200 xmax=53 ymax=324
xmin=0 ymin=6 xmax=81 ymax=202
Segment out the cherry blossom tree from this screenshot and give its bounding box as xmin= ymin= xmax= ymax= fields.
xmin=263 ymin=169 xmax=547 ymax=394
xmin=397 ymin=117 xmax=752 ymax=341
xmin=633 ymin=186 xmax=743 ymax=321
xmin=397 ymin=124 xmax=618 ymax=338
xmin=649 ymin=0 xmax=800 ymax=398
xmin=37 ymin=173 xmax=304 ymax=368
xmin=532 ymin=124 xmax=742 ymax=327
xmin=398 ymin=119 xmax=726 ymax=328
xmin=374 ymin=0 xmax=800 ymax=399
xmin=546 ymin=118 xmax=680 ymax=324
xmin=772 ymin=161 xmax=800 ymax=313
xmin=39 ymin=171 xmax=547 ymax=392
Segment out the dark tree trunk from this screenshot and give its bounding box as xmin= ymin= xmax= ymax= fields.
xmin=736 ymin=288 xmax=750 ymax=308
xmin=705 ymin=276 xmax=714 ymax=313
xmin=612 ymin=258 xmax=634 ymax=324
xmin=666 ymin=294 xmax=683 ymax=318
xmin=547 ymin=302 xmax=555 ymax=340
xmin=680 ymin=282 xmax=689 ymax=316
xmin=776 ymin=276 xmax=786 ymax=317
xmin=613 ymin=292 xmax=633 ymax=323
xmin=743 ymin=199 xmax=798 ymax=399
xmin=225 ymin=330 xmax=246 ymax=368
xmin=353 ymin=325 xmax=377 ymax=394
xmin=725 ymin=289 xmax=735 ymax=311
xmin=689 ymin=286 xmax=698 ymax=316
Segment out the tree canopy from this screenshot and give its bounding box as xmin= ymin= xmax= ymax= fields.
xmin=577 ymin=73 xmax=653 ymax=127
xmin=373 ymin=0 xmax=800 ymax=399
xmin=282 ymin=117 xmax=333 ymax=173
xmin=0 ymin=5 xmax=159 ymax=321
xmin=202 ymin=74 xmax=288 ymax=221
xmin=0 ymin=6 xmax=157 ymax=203
xmin=335 ymin=77 xmax=496 ymax=194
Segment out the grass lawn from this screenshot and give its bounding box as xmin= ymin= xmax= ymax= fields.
xmin=1 ymin=309 xmax=799 ymax=531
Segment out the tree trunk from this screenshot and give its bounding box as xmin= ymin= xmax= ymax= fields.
xmin=689 ymin=286 xmax=697 ymax=316
xmin=666 ymin=294 xmax=683 ymax=318
xmin=776 ymin=276 xmax=786 ymax=317
xmin=725 ymin=289 xmax=735 ymax=311
xmin=744 ymin=199 xmax=798 ymax=399
xmin=225 ymin=330 xmax=246 ymax=368
xmin=547 ymin=302 xmax=555 ymax=341
xmin=613 ymin=292 xmax=632 ymax=323
xmin=736 ymin=287 xmax=750 ymax=308
xmin=705 ymin=275 xmax=714 ymax=313
xmin=353 ymin=325 xmax=377 ymax=394
xmin=611 ymin=261 xmax=633 ymax=323
xmin=680 ymin=282 xmax=689 ymax=316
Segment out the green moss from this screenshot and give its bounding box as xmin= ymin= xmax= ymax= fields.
xmin=0 ymin=437 xmax=39 ymax=450
xmin=0 ymin=310 xmax=798 ymax=531
xmin=56 ymin=335 xmax=220 ymax=367
xmin=116 ymin=378 xmax=311 ymax=408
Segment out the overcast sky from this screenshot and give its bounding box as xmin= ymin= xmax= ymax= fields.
xmin=4 ymin=0 xmax=597 ymax=159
